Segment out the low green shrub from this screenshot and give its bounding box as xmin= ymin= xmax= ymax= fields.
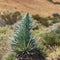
xmin=55 ymin=28 xmax=60 ymax=34
xmin=0 ymin=27 xmax=7 ymax=34
xmin=0 ymin=34 xmax=8 ymax=41
xmin=32 ymin=14 xmax=50 ymax=27
xmin=0 ymin=11 xmax=21 ymax=25
xmin=41 ymin=29 xmax=60 ymax=46
xmin=55 ymin=28 xmax=60 ymax=45
xmin=32 ymin=14 xmax=60 ymax=27
xmin=48 ymin=0 xmax=52 ymax=2
xmin=41 ymin=32 xmax=57 ymax=46
xmin=5 ymin=53 xmax=15 ymax=60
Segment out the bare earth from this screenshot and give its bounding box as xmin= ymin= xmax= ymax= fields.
xmin=0 ymin=0 xmax=60 ymax=17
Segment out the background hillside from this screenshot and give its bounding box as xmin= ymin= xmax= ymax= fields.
xmin=0 ymin=0 xmax=60 ymax=17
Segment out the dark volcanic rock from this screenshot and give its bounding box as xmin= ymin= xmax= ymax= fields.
xmin=0 ymin=18 xmax=6 ymax=27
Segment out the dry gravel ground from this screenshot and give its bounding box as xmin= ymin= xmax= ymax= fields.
xmin=0 ymin=0 xmax=60 ymax=17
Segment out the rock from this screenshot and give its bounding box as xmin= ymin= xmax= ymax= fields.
xmin=57 ymin=55 xmax=60 ymax=60
xmin=47 ymin=23 xmax=60 ymax=32
xmin=0 ymin=18 xmax=6 ymax=27
xmin=11 ymin=21 xmax=20 ymax=31
xmin=46 ymin=57 xmax=51 ymax=60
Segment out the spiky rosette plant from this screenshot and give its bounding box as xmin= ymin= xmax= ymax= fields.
xmin=11 ymin=13 xmax=46 ymax=59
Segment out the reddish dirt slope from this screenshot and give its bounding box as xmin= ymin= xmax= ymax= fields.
xmin=0 ymin=0 xmax=60 ymax=17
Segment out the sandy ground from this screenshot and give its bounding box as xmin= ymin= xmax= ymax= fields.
xmin=0 ymin=0 xmax=60 ymax=17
